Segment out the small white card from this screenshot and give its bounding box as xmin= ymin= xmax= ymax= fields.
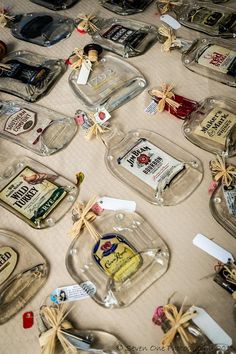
xmin=98 ymin=197 xmax=136 ymax=212
xmin=190 ymin=306 xmax=232 ymax=346
xmin=94 ymin=108 xmax=111 ymax=124
xmin=193 ymin=233 xmax=234 ymax=264
xmin=77 ymin=59 xmax=92 ymax=85
xmin=50 ymin=281 xmax=96 ymax=304
xmin=160 ymin=14 xmax=181 ymax=30
xmin=145 ymin=100 xmax=158 ymax=115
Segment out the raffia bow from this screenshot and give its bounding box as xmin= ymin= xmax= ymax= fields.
xmin=67 ymin=48 xmax=89 ymax=70
xmin=0 ymin=8 xmax=14 ymax=27
xmin=157 ymin=0 xmax=182 ymax=14
xmin=76 ymin=14 xmax=98 ymax=33
xmin=210 ymin=155 xmax=236 ymax=187
xmin=158 ymin=25 xmax=176 ymax=52
xmin=39 ymin=305 xmax=76 ymax=354
xmin=150 ymin=83 xmax=181 ymax=113
xmin=85 ymin=113 xmax=110 ymax=140
xmin=70 ymin=196 xmax=101 ymax=240
xmin=160 ymin=301 xmax=197 ymax=350
xmin=223 ymin=265 xmax=236 ymax=286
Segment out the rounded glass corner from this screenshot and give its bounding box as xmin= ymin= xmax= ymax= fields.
xmin=0 ymin=50 xmax=66 ymax=102
xmin=69 ymin=53 xmax=147 ymax=112
xmin=100 ymin=0 xmax=153 ymax=16
xmin=0 ymin=100 xmax=77 ymax=156
xmin=0 ymin=156 xmax=79 ymax=229
xmin=210 ymin=185 xmax=236 ymax=238
xmin=66 ymin=211 xmax=170 ymax=308
xmin=30 ymin=0 xmax=80 ymax=10
xmin=0 ymin=229 xmax=49 ymax=325
xmin=182 ymin=96 xmax=236 ymax=157
xmin=182 ymin=38 xmax=236 ymax=87
xmin=11 ymin=13 xmax=75 ymax=47
xmin=104 ymin=129 xmax=203 ymax=206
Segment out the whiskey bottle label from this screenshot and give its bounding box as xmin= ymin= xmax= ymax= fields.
xmin=117 ymin=138 xmax=184 ymax=190
xmin=223 ymin=185 xmax=236 ymax=215
xmin=0 ymin=247 xmax=18 ymax=285
xmin=93 ymin=233 xmax=142 ymax=282
xmin=102 ymin=24 xmax=147 ymax=48
xmin=194 ymin=107 xmax=236 ymax=145
xmin=0 ymin=167 xmax=67 ymax=223
xmin=198 ymin=45 xmax=236 ymax=74
xmin=191 ymin=8 xmax=224 ymax=27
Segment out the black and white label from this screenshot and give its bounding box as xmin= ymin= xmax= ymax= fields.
xmin=223 ymin=185 xmax=236 ymax=215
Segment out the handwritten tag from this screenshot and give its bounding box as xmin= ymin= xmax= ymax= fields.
xmin=160 ymin=14 xmax=181 ymax=30
xmin=98 ymin=197 xmax=136 ymax=212
xmin=193 ymin=234 xmax=234 ymax=264
xmin=50 ymin=282 xmax=96 ymax=304
xmin=77 ymin=59 xmax=92 ymax=85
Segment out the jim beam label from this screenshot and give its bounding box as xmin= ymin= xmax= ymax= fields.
xmin=223 ymin=185 xmax=236 ymax=215
xmin=194 ymin=107 xmax=236 ymax=145
xmin=0 ymin=247 xmax=18 ymax=285
xmin=3 ymin=107 xmax=52 ymax=145
xmin=198 ymin=45 xmax=236 ymax=74
xmin=0 ymin=167 xmax=67 ymax=224
xmin=117 ymin=138 xmax=184 ymax=190
xmin=93 ymin=233 xmax=142 ymax=282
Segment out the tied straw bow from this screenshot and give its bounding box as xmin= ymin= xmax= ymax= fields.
xmin=67 ymin=48 xmax=89 ymax=70
xmin=223 ymin=264 xmax=236 ymax=286
xmin=0 ymin=8 xmax=14 ymax=27
xmin=76 ymin=14 xmax=98 ymax=33
xmin=157 ymin=0 xmax=182 ymax=14
xmin=210 ymin=155 xmax=236 ymax=187
xmin=39 ymin=305 xmax=76 ymax=354
xmin=70 ymin=196 xmax=101 ymax=240
xmin=158 ymin=25 xmax=177 ymax=52
xmin=150 ymin=83 xmax=181 ymax=113
xmin=160 ymin=300 xmax=197 ymax=351
xmin=85 ymin=113 xmax=110 ymax=140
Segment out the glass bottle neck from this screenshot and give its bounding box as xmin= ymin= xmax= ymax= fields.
xmin=100 ymin=126 xmax=125 ymax=149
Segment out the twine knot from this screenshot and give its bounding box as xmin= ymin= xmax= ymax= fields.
xmin=157 ymin=0 xmax=182 ymax=14
xmin=149 ymin=83 xmax=181 ymax=113
xmin=85 ymin=113 xmax=110 ymax=140
xmin=76 ymin=14 xmax=98 ymax=33
xmin=158 ymin=25 xmax=176 ymax=52
xmin=223 ymin=264 xmax=236 ymax=285
xmin=67 ymin=48 xmax=88 ymax=70
xmin=210 ymin=155 xmax=236 ymax=187
xmin=0 ymin=8 xmax=14 ymax=27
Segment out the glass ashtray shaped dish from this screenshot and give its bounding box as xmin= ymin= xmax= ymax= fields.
xmin=30 ymin=0 xmax=80 ymax=10
xmin=69 ymin=53 xmax=147 ymax=112
xmin=100 ymin=0 xmax=153 ymax=16
xmin=66 ymin=211 xmax=169 ymax=308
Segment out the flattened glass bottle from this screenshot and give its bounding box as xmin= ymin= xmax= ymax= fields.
xmin=0 ymin=50 xmax=66 ymax=102
xmin=30 ymin=0 xmax=80 ymax=10
xmin=0 ymin=100 xmax=77 ymax=156
xmin=0 ymin=156 xmax=78 ymax=229
xmin=0 ymin=229 xmax=48 ymax=324
xmin=100 ymin=0 xmax=153 ymax=16
xmin=66 ymin=210 xmax=169 ymax=308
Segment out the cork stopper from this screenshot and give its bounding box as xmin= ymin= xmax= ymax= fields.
xmin=84 ymin=43 xmax=103 ymax=63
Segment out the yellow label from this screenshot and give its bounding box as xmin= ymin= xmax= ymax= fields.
xmin=194 ymin=107 xmax=236 ymax=145
xmin=93 ymin=233 xmax=142 ymax=282
xmin=198 ymin=45 xmax=236 ymax=74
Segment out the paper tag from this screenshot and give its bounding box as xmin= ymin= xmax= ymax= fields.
xmin=77 ymin=60 xmax=92 ymax=85
xmin=94 ymin=108 xmax=111 ymax=124
xmin=193 ymin=234 xmax=234 ymax=263
xmin=160 ymin=15 xmax=181 ymax=30
xmin=145 ymin=100 xmax=158 ymax=115
xmin=190 ymin=306 xmax=232 ymax=346
xmin=50 ymin=282 xmax=96 ymax=304
xmin=98 ymin=197 xmax=136 ymax=212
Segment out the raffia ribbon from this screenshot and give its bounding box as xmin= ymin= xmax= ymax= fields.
xmin=158 ymin=25 xmax=176 ymax=52
xmin=76 ymin=14 xmax=98 ymax=32
xmin=0 ymin=8 xmax=14 ymax=27
xmin=70 ymin=196 xmax=100 ymax=240
xmin=232 ymin=292 xmax=236 ymax=300
xmin=157 ymin=0 xmax=182 ymax=14
xmin=160 ymin=301 xmax=197 ymax=350
xmin=39 ymin=305 xmax=76 ymax=354
xmin=223 ymin=265 xmax=236 ymax=286
xmin=210 ymin=155 xmax=236 ymax=187
xmin=150 ymin=83 xmax=181 ymax=113
xmin=68 ymin=48 xmax=88 ymax=70
xmin=85 ymin=113 xmax=110 ymax=140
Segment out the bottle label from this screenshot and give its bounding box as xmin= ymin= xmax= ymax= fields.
xmin=198 ymin=45 xmax=236 ymax=74
xmin=0 ymin=166 xmax=67 ymax=223
xmin=194 ymin=107 xmax=236 ymax=145
xmin=102 ymin=24 xmax=146 ymax=49
xmin=117 ymin=138 xmax=184 ymax=190
xmin=0 ymin=247 xmax=18 ymax=285
xmin=93 ymin=233 xmax=142 ymax=282
xmin=188 ymin=8 xmax=223 ymax=27
xmin=88 ymin=67 xmax=123 ymax=97
xmin=223 ymin=184 xmax=236 ymax=215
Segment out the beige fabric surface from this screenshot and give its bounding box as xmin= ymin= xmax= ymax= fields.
xmin=0 ymin=1 xmax=236 ymax=353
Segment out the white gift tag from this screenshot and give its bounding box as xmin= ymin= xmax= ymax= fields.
xmin=77 ymin=59 xmax=92 ymax=85
xmin=98 ymin=197 xmax=136 ymax=212
xmin=193 ymin=233 xmax=234 ymax=263
xmin=145 ymin=100 xmax=158 ymax=115
xmin=190 ymin=306 xmax=232 ymax=346
xmin=50 ymin=282 xmax=96 ymax=304
xmin=160 ymin=14 xmax=181 ymax=30
xmin=94 ymin=108 xmax=111 ymax=124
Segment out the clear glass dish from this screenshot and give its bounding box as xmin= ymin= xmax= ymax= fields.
xmin=90 ymin=17 xmax=159 ymax=57
xmin=69 ymin=53 xmax=147 ymax=112
xmin=0 ymin=100 xmax=77 ymax=156
xmin=103 ymin=128 xmax=203 ymax=205
xmin=0 ymin=50 xmax=66 ymax=102
xmin=0 ymin=229 xmax=48 ymax=325
xmin=11 ymin=12 xmax=75 ymax=46
xmin=100 ymin=0 xmax=153 ymax=16
xmin=182 ymin=96 xmax=236 ymax=157
xmin=30 ymin=0 xmax=80 ymax=10
xmin=66 ymin=210 xmax=169 ymax=308
xmin=0 ymin=156 xmax=78 ymax=229
xmin=210 ymin=183 xmax=236 ymax=238
xmin=182 ymin=38 xmax=236 ymax=87
xmin=175 ymin=1 xmax=236 ymax=38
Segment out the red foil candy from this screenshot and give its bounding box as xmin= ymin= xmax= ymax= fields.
xmin=23 ymin=311 xmax=34 ymax=329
